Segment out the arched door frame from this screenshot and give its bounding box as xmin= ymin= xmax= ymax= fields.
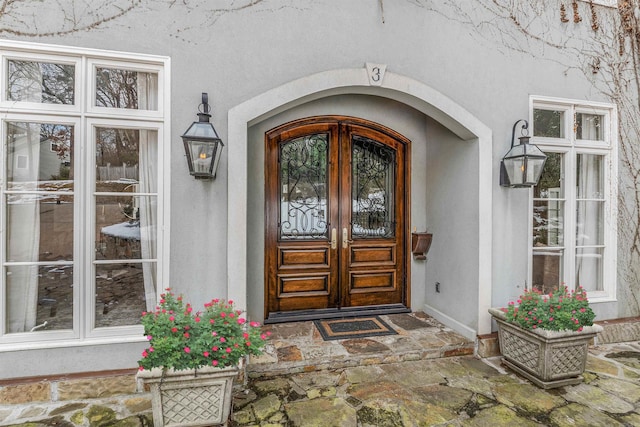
xmin=227 ymin=68 xmax=493 ymax=337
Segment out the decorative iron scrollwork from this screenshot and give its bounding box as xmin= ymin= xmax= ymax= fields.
xmin=279 ymin=134 xmax=328 ymax=240
xmin=351 ymin=135 xmax=395 ymax=238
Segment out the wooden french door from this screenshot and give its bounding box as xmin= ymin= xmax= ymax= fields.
xmin=265 ymin=116 xmax=410 ymax=321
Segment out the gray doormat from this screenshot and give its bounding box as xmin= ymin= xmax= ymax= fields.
xmin=314 ymin=316 xmax=397 ymax=341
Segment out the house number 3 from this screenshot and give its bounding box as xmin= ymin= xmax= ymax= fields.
xmin=366 ymin=63 xmax=386 ymax=86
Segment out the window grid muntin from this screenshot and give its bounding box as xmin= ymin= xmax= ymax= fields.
xmin=0 ymin=45 xmax=166 ymax=346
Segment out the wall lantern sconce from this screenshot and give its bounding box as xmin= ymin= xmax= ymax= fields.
xmin=181 ymin=93 xmax=224 ymax=180
xmin=500 ymin=119 xmax=547 ymax=188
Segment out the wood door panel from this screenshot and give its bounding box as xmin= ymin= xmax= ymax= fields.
xmin=279 ymin=246 xmax=330 ymax=269
xmin=278 ymin=274 xmax=330 ymax=296
xmin=350 ymin=244 xmax=396 ymax=266
xmin=350 ymin=271 xmax=396 ymax=291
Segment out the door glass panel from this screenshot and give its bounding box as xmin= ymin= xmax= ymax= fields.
xmin=7 ymin=122 xmax=74 ymax=191
xmin=7 ymin=60 xmax=75 ymax=105
xmin=95 ymin=67 xmax=158 ymax=110
xmin=351 ymin=135 xmax=395 ymax=238
xmin=279 ymin=134 xmax=328 ymax=240
xmin=533 ymin=109 xmax=565 ymax=138
xmin=532 ymin=249 xmax=563 ymax=295
xmin=576 ymin=113 xmax=604 ymax=141
xmin=6 ymin=264 xmax=74 ymax=333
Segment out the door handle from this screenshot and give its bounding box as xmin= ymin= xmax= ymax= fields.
xmin=331 ymin=228 xmax=337 ymax=250
xmin=342 ymin=227 xmax=353 ymax=249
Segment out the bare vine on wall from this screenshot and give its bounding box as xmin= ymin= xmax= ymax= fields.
xmin=412 ymin=0 xmax=640 ymax=314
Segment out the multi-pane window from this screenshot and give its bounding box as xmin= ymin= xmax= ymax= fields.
xmin=530 ymin=98 xmax=616 ymax=301
xmin=0 ymin=43 xmax=168 ymax=346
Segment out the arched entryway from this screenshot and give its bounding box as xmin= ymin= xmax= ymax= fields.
xmin=264 ymin=116 xmax=411 ymax=322
xmin=227 ymin=68 xmax=494 ymax=338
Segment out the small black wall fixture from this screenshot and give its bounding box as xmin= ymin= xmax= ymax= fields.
xmin=181 ymin=93 xmax=224 ymax=180
xmin=500 ymin=119 xmax=547 ymax=188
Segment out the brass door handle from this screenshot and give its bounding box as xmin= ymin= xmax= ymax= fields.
xmin=331 ymin=228 xmax=337 ymax=250
xmin=342 ymin=228 xmax=353 ymax=248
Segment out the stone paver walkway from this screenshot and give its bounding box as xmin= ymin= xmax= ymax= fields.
xmin=231 ymin=339 xmax=640 ymax=426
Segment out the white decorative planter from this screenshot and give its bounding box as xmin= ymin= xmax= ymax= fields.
xmin=137 ymin=365 xmax=238 ymax=427
xmin=489 ymin=308 xmax=602 ymax=389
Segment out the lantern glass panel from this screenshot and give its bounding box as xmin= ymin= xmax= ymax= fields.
xmin=183 ymin=121 xmax=219 ymax=139
xmin=186 ymin=140 xmax=215 ymax=174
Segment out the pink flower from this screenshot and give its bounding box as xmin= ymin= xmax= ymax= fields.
xmin=212 ymin=346 xmax=219 ymax=352
xmin=237 ymin=318 xmax=246 ymax=325
xmin=212 ymin=331 xmax=218 ymax=336
xmin=195 ymin=317 xmax=201 ymax=323
xmin=220 ymin=312 xmax=226 ymax=318
xmin=212 ymin=360 xmax=219 ymax=366
xmin=261 ymin=334 xmax=267 ymax=340
xmin=142 ymin=350 xmax=148 ymax=358
xmin=169 ymin=316 xmax=175 ymax=321
xmin=146 ymin=335 xmax=153 ymax=341
xmin=243 ymin=332 xmax=249 ymax=339
xmin=228 ymin=300 xmax=234 ymax=304
xmin=149 ymin=347 xmax=154 ymax=352
xmin=226 ymin=347 xmax=232 ymax=353
xmin=184 ymin=347 xmax=191 ymax=353
xmin=184 ymin=332 xmax=190 ymax=338
xmin=203 ymin=351 xmax=210 ymax=357
xmin=220 ymin=337 xmax=226 ymax=343
xmin=171 ymin=327 xmax=178 ymax=333
xmin=250 ymin=321 xmax=261 ymax=327
xmin=246 ymin=342 xmax=251 ymax=347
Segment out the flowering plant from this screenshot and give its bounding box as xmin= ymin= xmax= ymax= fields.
xmin=138 ymin=289 xmax=268 ymax=371
xmin=503 ymin=286 xmax=595 ymax=332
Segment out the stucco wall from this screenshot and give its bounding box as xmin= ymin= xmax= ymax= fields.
xmin=0 ymin=0 xmax=635 ymax=378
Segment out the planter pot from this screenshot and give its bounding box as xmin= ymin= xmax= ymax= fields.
xmin=489 ymin=308 xmax=603 ymax=389
xmin=137 ymin=365 xmax=238 ymax=427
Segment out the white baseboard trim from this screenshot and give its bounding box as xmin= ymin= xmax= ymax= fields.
xmin=422 ymin=303 xmax=477 ymax=341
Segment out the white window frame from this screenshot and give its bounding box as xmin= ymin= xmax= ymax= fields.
xmin=529 ymin=96 xmax=617 ymax=303
xmin=0 ymin=51 xmax=81 ymax=114
xmin=87 ymin=58 xmax=165 ymax=120
xmin=0 ymin=39 xmax=171 ymax=350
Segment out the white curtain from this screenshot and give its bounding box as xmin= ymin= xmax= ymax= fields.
xmin=138 ymin=72 xmax=158 ymax=310
xmin=7 ymin=123 xmax=41 ymax=332
xmin=575 ymin=154 xmax=603 ymax=292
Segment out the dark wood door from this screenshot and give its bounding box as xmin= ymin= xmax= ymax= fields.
xmin=265 ymin=116 xmax=409 ymax=321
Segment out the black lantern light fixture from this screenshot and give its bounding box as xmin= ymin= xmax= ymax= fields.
xmin=181 ymin=93 xmax=224 ymax=180
xmin=500 ymin=119 xmax=547 ymax=188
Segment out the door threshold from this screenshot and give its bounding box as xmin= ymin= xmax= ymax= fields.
xmin=264 ymin=304 xmax=411 ymax=324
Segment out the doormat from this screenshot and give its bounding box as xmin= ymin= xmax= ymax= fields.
xmin=314 ymin=316 xmax=397 ymax=341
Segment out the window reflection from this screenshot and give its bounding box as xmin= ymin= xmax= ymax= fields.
xmin=7 ymin=60 xmax=75 ymax=105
